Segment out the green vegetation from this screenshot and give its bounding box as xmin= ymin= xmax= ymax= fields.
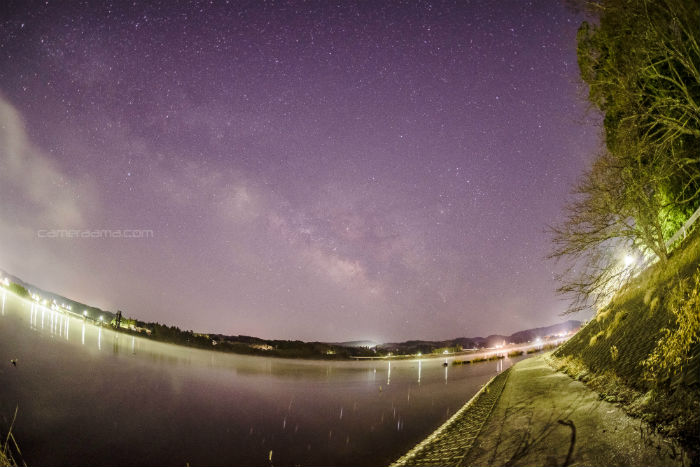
xmin=7 ymin=283 xmax=28 ymax=299
xmin=507 ymin=350 xmax=524 ymax=357
xmin=0 ymin=408 xmax=23 ymax=467
xmin=553 ymin=231 xmax=700 ymax=457
xmin=551 ymin=0 xmax=700 ymax=313
xmin=642 ymin=266 xmax=700 ymax=385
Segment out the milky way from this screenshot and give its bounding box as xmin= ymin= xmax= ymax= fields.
xmin=0 ymin=1 xmax=601 ymax=341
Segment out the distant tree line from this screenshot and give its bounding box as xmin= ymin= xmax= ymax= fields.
xmin=111 ymin=320 xmax=381 ymax=359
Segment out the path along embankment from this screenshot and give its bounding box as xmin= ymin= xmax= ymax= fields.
xmin=392 ymin=353 xmax=682 ymax=467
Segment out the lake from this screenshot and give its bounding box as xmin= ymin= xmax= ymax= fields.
xmin=0 ymin=290 xmax=525 ymax=466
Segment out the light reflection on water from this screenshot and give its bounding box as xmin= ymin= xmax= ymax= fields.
xmin=0 ymin=292 xmax=526 ymax=466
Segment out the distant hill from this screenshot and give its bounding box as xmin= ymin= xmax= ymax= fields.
xmin=379 ymin=320 xmax=581 ymax=354
xmin=0 ymin=269 xmax=115 ymax=322
xmin=0 ymin=267 xmax=579 ymax=360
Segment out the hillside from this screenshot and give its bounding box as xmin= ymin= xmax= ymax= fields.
xmin=553 ymin=229 xmax=700 ymax=456
xmin=0 ymin=269 xmax=115 ymax=322
xmin=380 ymin=320 xmax=581 ymax=355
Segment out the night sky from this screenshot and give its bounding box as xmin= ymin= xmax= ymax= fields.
xmin=0 ymin=1 xmax=600 ymax=342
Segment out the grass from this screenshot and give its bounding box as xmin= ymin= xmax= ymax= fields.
xmin=553 ymin=229 xmax=700 ymax=458
xmin=1 ymin=407 xmax=24 ymax=467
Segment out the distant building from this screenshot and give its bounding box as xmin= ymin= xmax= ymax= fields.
xmin=251 ymin=343 xmax=273 ymax=351
xmin=128 ymin=324 xmax=152 ymax=335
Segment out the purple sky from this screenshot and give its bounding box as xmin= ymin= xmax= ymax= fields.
xmin=0 ymin=1 xmax=600 ymax=342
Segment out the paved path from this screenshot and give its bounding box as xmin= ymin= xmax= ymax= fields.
xmin=392 ymin=354 xmax=683 ymax=466
xmin=463 ymin=354 xmax=682 ymax=467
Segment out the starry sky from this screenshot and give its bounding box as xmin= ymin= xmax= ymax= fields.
xmin=0 ymin=0 xmax=601 ymax=342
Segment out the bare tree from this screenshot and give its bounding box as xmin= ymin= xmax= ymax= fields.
xmin=550 ymin=150 xmax=669 ymax=313
xmin=552 ymin=0 xmax=699 ymax=313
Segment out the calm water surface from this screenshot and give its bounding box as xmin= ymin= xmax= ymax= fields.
xmin=0 ymin=291 xmax=524 ymax=466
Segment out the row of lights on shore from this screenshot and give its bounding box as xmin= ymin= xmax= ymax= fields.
xmin=0 ymin=278 xmax=104 ymax=323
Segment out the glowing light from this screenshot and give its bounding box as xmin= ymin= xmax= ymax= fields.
xmin=624 ymin=254 xmax=635 ymax=267
xmin=443 ymin=350 xmax=449 ymax=354
xmin=83 ymin=310 xmax=88 ymax=316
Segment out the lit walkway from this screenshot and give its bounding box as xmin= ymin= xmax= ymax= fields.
xmin=392 ymin=354 xmax=682 ymax=466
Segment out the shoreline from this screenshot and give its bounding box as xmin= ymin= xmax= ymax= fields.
xmin=0 ymin=283 xmax=567 ymax=363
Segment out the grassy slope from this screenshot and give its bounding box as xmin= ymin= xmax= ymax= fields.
xmin=555 ymin=230 xmax=699 ymax=388
xmin=553 ymin=229 xmax=700 ymax=456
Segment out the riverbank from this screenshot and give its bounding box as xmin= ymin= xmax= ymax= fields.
xmin=391 ymin=366 xmax=512 ymax=466
xmin=392 ymin=353 xmax=685 ymax=466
